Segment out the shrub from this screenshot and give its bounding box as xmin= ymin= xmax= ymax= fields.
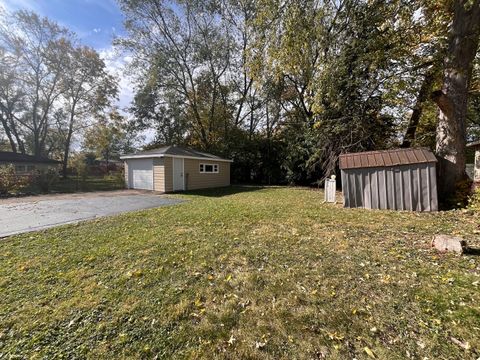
xmin=112 ymin=170 xmax=125 ymax=187
xmin=445 ymin=178 xmax=473 ymax=209
xmin=0 ymin=165 xmax=31 ymax=195
xmin=468 ymin=185 xmax=480 ymax=211
xmin=69 ymin=153 xmax=88 ymax=190
xmin=70 ymin=154 xmax=88 ymax=179
xmin=33 ymin=169 xmax=58 ymax=193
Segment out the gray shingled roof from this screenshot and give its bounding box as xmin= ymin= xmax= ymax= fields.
xmin=0 ymin=151 xmax=60 ymax=164
xmin=122 ymin=146 xmax=230 ymax=161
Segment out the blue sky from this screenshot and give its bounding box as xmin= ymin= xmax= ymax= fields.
xmin=0 ymin=0 xmax=153 ymax=143
xmin=0 ymin=0 xmax=135 ymax=111
xmin=0 ymin=0 xmax=125 ymax=49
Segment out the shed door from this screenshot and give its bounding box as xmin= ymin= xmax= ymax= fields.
xmin=173 ymin=158 xmax=184 ymax=191
xmin=128 ymin=159 xmax=153 ymax=190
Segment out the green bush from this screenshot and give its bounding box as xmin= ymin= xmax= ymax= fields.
xmin=112 ymin=170 xmax=125 ymax=187
xmin=69 ymin=154 xmax=88 ymax=191
xmin=0 ymin=165 xmax=31 ymax=195
xmin=445 ymin=178 xmax=473 ymax=209
xmin=468 ymin=185 xmax=480 ymax=211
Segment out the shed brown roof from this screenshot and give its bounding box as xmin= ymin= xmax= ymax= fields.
xmin=339 ymin=148 xmax=437 ymax=170
xmin=467 ymin=140 xmax=480 ymax=149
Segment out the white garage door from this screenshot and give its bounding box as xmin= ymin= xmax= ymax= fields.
xmin=128 ymin=159 xmax=153 ymax=190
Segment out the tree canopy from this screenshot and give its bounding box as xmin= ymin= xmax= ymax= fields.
xmin=1 ymin=1 xmax=479 ymax=199
xmin=0 ymin=9 xmax=119 ymax=174
xmin=116 ymin=0 xmax=480 ymax=194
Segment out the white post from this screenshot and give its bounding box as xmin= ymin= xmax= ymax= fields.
xmin=324 ymin=175 xmax=336 ymax=203
xmin=475 ymin=149 xmax=480 ymax=183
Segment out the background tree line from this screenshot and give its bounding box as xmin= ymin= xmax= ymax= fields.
xmin=0 ymin=9 xmax=136 ymax=178
xmin=1 ymin=1 xmax=479 ymax=201
xmin=117 ymin=0 xmax=480 ymax=200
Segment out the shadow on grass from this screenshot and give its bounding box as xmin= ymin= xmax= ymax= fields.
xmin=179 ymin=185 xmax=265 ymax=198
xmin=465 ymin=247 xmax=480 ymax=256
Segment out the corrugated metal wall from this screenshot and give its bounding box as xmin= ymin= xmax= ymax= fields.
xmin=341 ymin=163 xmax=438 ymax=211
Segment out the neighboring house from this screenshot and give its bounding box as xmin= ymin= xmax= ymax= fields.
xmin=120 ymin=146 xmax=232 ymax=192
xmin=0 ymin=151 xmax=61 ymax=175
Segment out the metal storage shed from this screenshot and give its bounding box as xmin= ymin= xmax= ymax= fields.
xmin=339 ymin=148 xmax=438 ymax=212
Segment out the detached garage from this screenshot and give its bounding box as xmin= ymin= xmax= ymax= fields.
xmin=120 ymin=146 xmax=232 ymax=192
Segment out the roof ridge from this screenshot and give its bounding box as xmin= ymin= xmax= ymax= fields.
xmin=121 ymin=145 xmax=232 ymax=162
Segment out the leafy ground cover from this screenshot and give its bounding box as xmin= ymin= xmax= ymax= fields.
xmin=0 ymin=186 xmax=479 ymax=359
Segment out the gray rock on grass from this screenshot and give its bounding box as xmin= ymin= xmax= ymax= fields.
xmin=431 ymin=235 xmax=467 ymax=254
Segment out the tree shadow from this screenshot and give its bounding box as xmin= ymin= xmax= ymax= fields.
xmin=179 ymin=185 xmax=265 ymax=198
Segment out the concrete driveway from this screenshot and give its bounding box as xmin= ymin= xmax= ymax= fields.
xmin=0 ymin=190 xmax=184 ymax=238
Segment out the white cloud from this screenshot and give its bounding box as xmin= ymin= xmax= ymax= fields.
xmin=98 ymin=46 xmax=154 ymax=144
xmin=84 ymin=0 xmax=118 ymax=15
xmin=98 ymin=46 xmax=134 ymax=111
xmin=93 ymin=28 xmax=101 ymax=33
xmin=0 ymin=0 xmax=42 ymax=12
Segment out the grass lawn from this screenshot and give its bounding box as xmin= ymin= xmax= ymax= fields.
xmin=0 ymin=186 xmax=479 ymax=359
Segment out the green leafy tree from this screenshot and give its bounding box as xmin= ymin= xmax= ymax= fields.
xmin=0 ymin=10 xmax=70 ymax=156
xmin=56 ymin=44 xmax=118 ymax=177
xmin=83 ymin=110 xmax=134 ymax=167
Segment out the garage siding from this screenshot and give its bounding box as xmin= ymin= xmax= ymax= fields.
xmin=184 ymin=159 xmax=230 ymax=190
xmin=153 ymin=158 xmax=165 ymax=192
xmin=164 ymin=157 xmax=173 ymax=192
xmin=124 ymin=161 xmax=128 ymax=187
xmin=127 ymin=156 xmax=230 ymax=192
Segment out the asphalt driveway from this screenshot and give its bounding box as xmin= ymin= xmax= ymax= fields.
xmin=0 ymin=190 xmax=184 ymax=237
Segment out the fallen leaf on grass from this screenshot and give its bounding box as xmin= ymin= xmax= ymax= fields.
xmin=450 ymin=337 xmax=470 ymax=350
xmin=255 ymin=341 xmax=266 ymax=349
xmin=227 ymin=335 xmax=236 ymax=346
xmin=364 ymin=346 xmax=376 ymax=358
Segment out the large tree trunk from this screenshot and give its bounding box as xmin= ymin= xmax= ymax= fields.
xmin=62 ymin=103 xmax=76 ymax=179
xmin=62 ymin=132 xmax=72 ymax=179
xmin=401 ymin=70 xmax=435 ymax=148
xmin=0 ymin=114 xmax=17 ymax=152
xmin=433 ymin=0 xmax=480 ymax=197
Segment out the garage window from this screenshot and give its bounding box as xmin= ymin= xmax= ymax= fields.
xmin=200 ymin=163 xmax=219 ymax=173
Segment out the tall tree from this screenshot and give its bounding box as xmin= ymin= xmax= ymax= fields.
xmin=118 ymin=0 xmax=231 ymax=150
xmin=83 ymin=110 xmax=135 ymax=167
xmin=433 ymin=0 xmax=480 ymax=196
xmin=117 ymin=0 xmax=264 ymax=154
xmin=250 ymin=0 xmax=423 ymax=181
xmin=0 ymin=48 xmax=25 ymax=153
xmin=401 ymin=67 xmax=438 ymax=148
xmin=0 ymin=11 xmax=69 ymax=156
xmin=57 ymin=45 xmax=117 ymax=177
